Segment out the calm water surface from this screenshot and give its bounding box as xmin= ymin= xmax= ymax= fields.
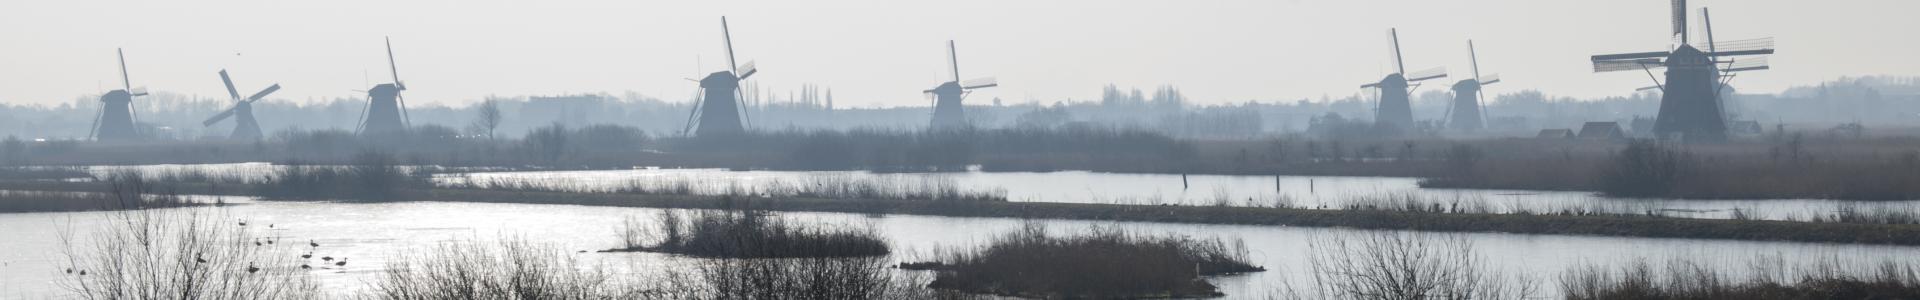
xmin=3 ymin=200 xmax=1918 ymax=299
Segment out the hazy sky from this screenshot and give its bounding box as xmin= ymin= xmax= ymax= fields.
xmin=3 ymin=0 xmax=1916 ymax=108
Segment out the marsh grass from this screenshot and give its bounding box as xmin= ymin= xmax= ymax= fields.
xmin=446 ymin=173 xmax=1006 ymax=203
xmin=1561 ymin=258 xmax=1920 ymax=300
xmin=618 ymin=207 xmax=890 ymax=258
xmin=258 ymin=151 xmax=429 ymax=201
xmin=914 ymin=224 xmax=1261 ymax=298
xmin=56 ymin=208 xmax=318 ymax=299
xmin=1 ymin=170 xmax=206 ymax=213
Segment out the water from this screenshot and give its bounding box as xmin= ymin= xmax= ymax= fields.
xmin=436 ymin=168 xmax=1920 ymax=221
xmin=3 ymin=201 xmax=1916 ymax=299
xmin=60 ymin=163 xmax=1920 ymax=221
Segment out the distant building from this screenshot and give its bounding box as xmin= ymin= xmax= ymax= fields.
xmin=1537 ymin=129 xmax=1574 ymax=139
xmin=1577 ymin=122 xmax=1626 ymax=140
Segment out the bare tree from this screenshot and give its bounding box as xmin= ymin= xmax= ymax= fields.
xmin=473 ymin=98 xmax=504 ymax=141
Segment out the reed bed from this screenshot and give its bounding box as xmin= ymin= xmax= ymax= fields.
xmin=613 ymin=208 xmax=890 ymax=258
xmin=445 ymin=173 xmax=1006 ymax=203
xmin=1561 ymin=257 xmax=1920 ymax=299
xmin=908 ymin=224 xmax=1261 ymax=298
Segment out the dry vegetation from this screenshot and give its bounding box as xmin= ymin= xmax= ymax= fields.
xmin=612 ymin=206 xmax=890 ymax=258
xmin=905 ymin=225 xmax=1262 ymax=298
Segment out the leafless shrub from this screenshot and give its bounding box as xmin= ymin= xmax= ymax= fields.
xmin=1304 ymin=231 xmax=1538 ymax=300
xmin=56 ymin=208 xmax=319 ymax=300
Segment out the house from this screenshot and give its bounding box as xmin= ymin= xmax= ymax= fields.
xmin=1577 ymin=122 xmax=1626 ymax=140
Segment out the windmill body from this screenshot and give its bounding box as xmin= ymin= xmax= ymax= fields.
xmin=94 ymin=90 xmax=140 ymax=141
xmin=928 ymin=82 xmax=967 ymax=129
xmin=1447 ymin=80 xmax=1484 ymax=131
xmin=1447 ymin=41 xmax=1499 ymax=132
xmin=1362 ymin=29 xmax=1444 ymax=132
xmin=1372 ymin=74 xmax=1414 ymax=129
xmin=203 ymin=69 xmax=279 ymax=140
xmin=360 ymin=83 xmax=408 ymax=136
xmin=92 ymin=48 xmax=145 ymax=141
xmin=695 ymin=71 xmax=746 ymax=137
xmin=927 ymin=40 xmax=996 ymax=130
xmin=228 ymin=101 xmax=262 ymax=139
xmin=682 ymin=17 xmax=758 ymax=138
xmin=1589 ymin=0 xmax=1773 ymax=141
xmin=357 ymin=37 xmax=412 ymax=138
xmin=1652 ymin=45 xmax=1726 ymax=140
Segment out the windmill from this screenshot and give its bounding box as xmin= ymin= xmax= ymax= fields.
xmin=681 ymin=16 xmax=758 ymax=137
xmin=202 ymin=70 xmax=280 ymax=140
xmin=1361 ymin=28 xmax=1447 ymax=131
xmin=1590 ymin=0 xmax=1773 ymax=141
xmin=90 ymin=48 xmax=147 ymax=141
xmin=925 ymin=40 xmax=998 ymax=130
xmin=357 ymin=37 xmax=412 ymax=137
xmin=1446 ymin=40 xmax=1500 ymax=132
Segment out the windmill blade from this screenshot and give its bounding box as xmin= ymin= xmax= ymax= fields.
xmin=721 ymin=16 xmax=738 ymax=74
xmin=1477 ymin=74 xmax=1501 ymax=85
xmin=1593 ymin=58 xmax=1664 ymax=73
xmin=118 ymin=48 xmax=132 ymax=92
xmin=681 ymin=88 xmax=705 ymax=136
xmin=1592 ymin=51 xmax=1671 ymax=61
xmin=219 ymin=69 xmax=242 ymax=100
xmin=1701 ymin=37 xmax=1774 ymax=54
xmin=734 ymin=61 xmax=757 ymax=80
xmin=354 ymin=93 xmax=372 ymax=134
xmin=1707 ymin=49 xmax=1774 ymax=57
xmin=1388 ymin=28 xmax=1405 ymax=75
xmin=246 ymin=84 xmax=281 ymax=102
xmin=961 ymin=77 xmax=998 ymax=89
xmin=1360 ymin=82 xmax=1382 ymax=89
xmin=948 ymin=40 xmax=960 ymax=83
xmin=129 ymin=87 xmax=150 ymax=96
xmin=1468 ymin=40 xmax=1482 ymax=82
xmin=1724 ymin=57 xmax=1771 ymax=73
xmin=1671 ymin=0 xmax=1689 ymax=46
xmin=397 ymin=93 xmax=412 ymax=128
xmin=386 ymin=37 xmax=404 ymax=90
xmin=88 ymin=107 xmax=103 ymax=140
xmin=1637 ymin=85 xmax=1663 ymax=92
xmin=203 ymin=107 xmax=238 ymax=126
xmin=1406 ymin=67 xmax=1448 ymax=82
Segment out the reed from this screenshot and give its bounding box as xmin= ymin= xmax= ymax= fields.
xmin=1561 ymin=257 xmax=1920 ymax=300
xmin=616 ymin=207 xmax=890 ymax=258
xmin=912 ymin=224 xmax=1262 ymax=298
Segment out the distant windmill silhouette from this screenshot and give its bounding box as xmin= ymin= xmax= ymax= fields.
xmin=1361 ymin=29 xmax=1447 ymax=132
xmin=681 ymin=17 xmax=758 ymax=138
xmin=90 ymin=48 xmax=148 ymax=141
xmin=356 ymin=37 xmax=412 ymax=137
xmin=203 ymin=69 xmax=280 ymax=140
xmin=1590 ymin=0 xmax=1773 ymax=141
xmin=925 ymin=40 xmax=997 ymax=130
xmin=1445 ymin=40 xmax=1500 ymax=132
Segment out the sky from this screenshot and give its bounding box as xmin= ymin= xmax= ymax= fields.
xmin=2 ymin=0 xmax=1917 ymax=108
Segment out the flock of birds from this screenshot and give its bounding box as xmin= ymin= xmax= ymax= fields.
xmin=64 ymin=220 xmax=348 ymax=277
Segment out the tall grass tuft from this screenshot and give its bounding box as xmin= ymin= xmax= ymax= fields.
xmin=918 ymin=224 xmax=1261 ymax=298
